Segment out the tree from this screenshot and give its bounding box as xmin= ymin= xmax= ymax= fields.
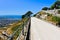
xmin=33 ymin=14 xmax=37 ymax=17
xmin=22 ymin=15 xmax=25 ymax=19
xmin=50 ymin=1 xmax=60 ymax=9
xmin=22 ymin=11 xmax=33 ymax=19
xmin=25 ymin=11 xmax=33 ymax=17
xmin=42 ymin=7 xmax=49 ymax=10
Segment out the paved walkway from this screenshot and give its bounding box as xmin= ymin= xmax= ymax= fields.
xmin=31 ymin=17 xmax=60 ymax=40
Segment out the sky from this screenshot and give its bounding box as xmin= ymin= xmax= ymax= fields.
xmin=0 ymin=0 xmax=56 ymax=15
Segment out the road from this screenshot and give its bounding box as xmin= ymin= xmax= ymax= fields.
xmin=30 ymin=17 xmax=60 ymax=40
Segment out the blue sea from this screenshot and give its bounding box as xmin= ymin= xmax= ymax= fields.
xmin=0 ymin=15 xmax=22 ymax=27
xmin=0 ymin=15 xmax=22 ymax=20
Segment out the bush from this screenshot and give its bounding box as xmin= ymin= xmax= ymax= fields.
xmin=42 ymin=7 xmax=48 ymax=10
xmin=47 ymin=13 xmax=52 ymax=16
xmin=33 ymin=14 xmax=36 ymax=17
xmin=58 ymin=10 xmax=60 ymax=14
xmin=50 ymin=1 xmax=60 ymax=9
xmin=52 ymin=16 xmax=60 ymax=22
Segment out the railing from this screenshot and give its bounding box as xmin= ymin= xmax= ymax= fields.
xmin=7 ymin=17 xmax=31 ymax=40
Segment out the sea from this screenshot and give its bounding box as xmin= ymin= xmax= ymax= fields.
xmin=0 ymin=15 xmax=22 ymax=27
xmin=0 ymin=15 xmax=22 ymax=20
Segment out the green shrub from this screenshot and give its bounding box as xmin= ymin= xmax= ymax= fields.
xmin=58 ymin=10 xmax=60 ymax=14
xmin=47 ymin=13 xmax=52 ymax=16
xmin=42 ymin=7 xmax=49 ymax=10
xmin=52 ymin=16 xmax=60 ymax=22
xmin=33 ymin=14 xmax=36 ymax=17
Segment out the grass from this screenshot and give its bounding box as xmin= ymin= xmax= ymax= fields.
xmin=13 ymin=25 xmax=23 ymax=40
xmin=0 ymin=17 xmax=29 ymax=40
xmin=38 ymin=11 xmax=60 ymax=25
xmin=45 ymin=14 xmax=60 ymax=25
xmin=12 ymin=18 xmax=28 ymax=40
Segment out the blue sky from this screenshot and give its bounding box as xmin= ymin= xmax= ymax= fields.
xmin=0 ymin=0 xmax=56 ymax=15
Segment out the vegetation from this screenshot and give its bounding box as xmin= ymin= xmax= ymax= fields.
xmin=0 ymin=11 xmax=33 ymax=40
xmin=53 ymin=16 xmax=60 ymax=22
xmin=50 ymin=1 xmax=60 ymax=9
xmin=37 ymin=11 xmax=60 ymax=26
xmin=33 ymin=14 xmax=37 ymax=17
xmin=12 ymin=11 xmax=33 ymax=40
xmin=22 ymin=11 xmax=33 ymax=19
xmin=58 ymin=10 xmax=60 ymax=14
xmin=47 ymin=13 xmax=52 ymax=16
xmin=13 ymin=23 xmax=23 ymax=40
xmin=42 ymin=7 xmax=49 ymax=10
xmin=41 ymin=1 xmax=60 ymax=10
xmin=52 ymin=16 xmax=60 ymax=22
xmin=46 ymin=13 xmax=60 ymax=25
